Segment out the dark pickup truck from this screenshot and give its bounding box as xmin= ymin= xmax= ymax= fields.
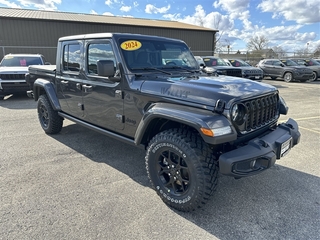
xmin=26 ymin=33 xmax=301 ymax=212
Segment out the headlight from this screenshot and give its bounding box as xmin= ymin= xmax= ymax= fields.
xmin=217 ymin=70 xmax=227 ymax=75
xmin=231 ymin=103 xmax=246 ymax=125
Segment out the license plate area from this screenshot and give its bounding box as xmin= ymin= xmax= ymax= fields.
xmin=276 ymin=136 xmax=292 ymax=159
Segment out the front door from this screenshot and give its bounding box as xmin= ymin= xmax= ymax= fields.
xmin=81 ymin=40 xmax=124 ymax=131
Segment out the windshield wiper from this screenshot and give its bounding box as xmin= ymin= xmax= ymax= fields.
xmin=162 ymin=65 xmax=200 ymax=73
xmin=131 ymin=67 xmax=172 ymax=75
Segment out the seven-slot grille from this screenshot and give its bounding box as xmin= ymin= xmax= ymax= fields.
xmin=0 ymin=74 xmax=25 ymax=80
xmin=226 ymin=69 xmax=242 ymax=77
xmin=243 ymin=93 xmax=278 ymax=132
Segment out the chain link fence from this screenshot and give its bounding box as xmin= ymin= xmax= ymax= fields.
xmin=1 ymin=46 xmax=319 ymax=67
xmin=192 ymin=50 xmax=319 ymax=67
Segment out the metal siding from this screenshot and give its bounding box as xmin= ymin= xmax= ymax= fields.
xmin=0 ymin=18 xmax=216 ymax=63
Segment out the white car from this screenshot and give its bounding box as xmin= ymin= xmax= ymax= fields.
xmin=0 ymin=53 xmax=48 ymax=99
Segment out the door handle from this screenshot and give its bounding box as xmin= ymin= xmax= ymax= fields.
xmin=82 ymin=84 xmax=92 ymax=92
xmin=82 ymin=85 xmax=92 ymax=89
xmin=61 ymin=80 xmax=69 ymax=84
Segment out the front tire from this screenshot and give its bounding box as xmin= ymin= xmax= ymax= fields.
xmin=311 ymin=72 xmax=318 ymax=82
xmin=145 ymin=128 xmax=218 ymax=212
xmin=37 ymin=94 xmax=63 ymax=134
xmin=284 ymin=72 xmax=293 ymax=82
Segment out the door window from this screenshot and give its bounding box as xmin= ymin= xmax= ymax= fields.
xmin=63 ymin=44 xmax=81 ymax=72
xmin=87 ymin=43 xmax=116 ymax=75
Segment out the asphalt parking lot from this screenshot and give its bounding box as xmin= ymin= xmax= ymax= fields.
xmin=1 ymin=79 xmax=319 ymax=240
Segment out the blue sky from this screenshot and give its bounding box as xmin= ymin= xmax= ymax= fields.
xmin=1 ymin=0 xmax=319 ymax=53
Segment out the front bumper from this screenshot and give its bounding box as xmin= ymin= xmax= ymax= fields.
xmin=219 ymin=118 xmax=300 ymax=178
xmin=293 ymin=73 xmax=313 ymax=81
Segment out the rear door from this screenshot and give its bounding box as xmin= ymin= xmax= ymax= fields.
xmin=56 ymin=41 xmax=84 ymax=118
xmin=272 ymin=60 xmax=285 ymax=76
xmin=260 ymin=60 xmax=274 ymax=75
xmin=81 ymin=39 xmax=124 ymax=131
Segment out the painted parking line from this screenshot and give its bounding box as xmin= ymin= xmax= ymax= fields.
xmin=294 ymin=116 xmax=320 ymax=121
xmin=298 ymin=126 xmax=320 ymax=134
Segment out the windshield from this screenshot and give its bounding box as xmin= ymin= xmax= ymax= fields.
xmin=118 ymin=38 xmax=199 ymax=71
xmin=281 ymin=59 xmax=299 ymax=66
xmin=229 ymin=59 xmax=250 ymax=67
xmin=202 ymin=57 xmax=228 ymax=66
xmin=0 ymin=56 xmax=43 ymax=67
xmin=305 ymin=59 xmax=320 ymax=66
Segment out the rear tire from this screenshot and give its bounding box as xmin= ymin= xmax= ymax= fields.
xmin=37 ymin=94 xmax=63 ymax=134
xmin=284 ymin=72 xmax=293 ymax=82
xmin=311 ymin=72 xmax=318 ymax=82
xmin=145 ymin=128 xmax=218 ymax=212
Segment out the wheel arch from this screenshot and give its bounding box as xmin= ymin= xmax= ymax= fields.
xmin=134 ymin=102 xmax=236 ymax=147
xmin=33 ymin=78 xmax=61 ymax=111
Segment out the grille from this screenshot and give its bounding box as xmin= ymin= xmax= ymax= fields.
xmin=0 ymin=74 xmax=25 ymax=80
xmin=226 ymin=69 xmax=242 ymax=77
xmin=243 ymin=93 xmax=278 ymax=132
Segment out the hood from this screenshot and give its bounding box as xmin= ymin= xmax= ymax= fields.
xmin=140 ymin=74 xmax=277 ymax=109
xmin=0 ymin=66 xmax=28 ymax=74
xmin=240 ymin=66 xmax=263 ymax=71
xmin=287 ymin=66 xmax=313 ymax=72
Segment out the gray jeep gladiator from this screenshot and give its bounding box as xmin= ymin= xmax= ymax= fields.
xmin=26 ymin=33 xmax=301 ymax=212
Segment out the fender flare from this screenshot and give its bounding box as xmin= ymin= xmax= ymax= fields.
xmin=33 ymin=78 xmax=61 ymax=111
xmin=134 ymin=102 xmax=237 ymax=145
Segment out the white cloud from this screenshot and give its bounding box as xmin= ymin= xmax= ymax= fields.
xmin=105 ymin=0 xmax=120 ymax=7
xmin=90 ymin=10 xmax=98 ymax=14
xmin=145 ymin=4 xmax=170 ymax=14
xmin=163 ymin=5 xmax=233 ymax=32
xmin=0 ymin=0 xmax=21 ymax=8
xmin=258 ymin=0 xmax=320 ymax=24
xmin=133 ymin=1 xmax=138 ymax=7
xmin=18 ymin=0 xmax=61 ymax=10
xmin=103 ymin=12 xmax=114 ymax=16
xmin=105 ymin=0 xmax=112 ymax=7
xmin=213 ymin=0 xmax=250 ymax=19
xmin=120 ymin=5 xmax=131 ymax=12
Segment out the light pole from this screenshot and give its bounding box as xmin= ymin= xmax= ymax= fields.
xmin=306 ymin=42 xmax=309 ymax=55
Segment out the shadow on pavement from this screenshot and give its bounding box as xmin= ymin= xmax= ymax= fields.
xmin=50 ymin=122 xmax=320 ymax=240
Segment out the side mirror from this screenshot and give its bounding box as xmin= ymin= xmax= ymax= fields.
xmin=280 ymin=63 xmax=285 ymax=67
xmin=97 ymin=60 xmax=120 ymax=82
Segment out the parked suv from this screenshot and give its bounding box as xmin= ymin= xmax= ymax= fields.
xmin=289 ymin=58 xmax=320 ymax=81
xmin=224 ymin=59 xmax=264 ymax=81
xmin=0 ymin=53 xmax=48 ymax=100
xmin=200 ymin=56 xmax=242 ymax=77
xmin=257 ymin=59 xmax=313 ymax=82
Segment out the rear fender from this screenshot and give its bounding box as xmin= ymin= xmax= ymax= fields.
xmin=134 ymin=102 xmax=237 ymax=146
xmin=33 ymin=78 xmax=61 ymax=111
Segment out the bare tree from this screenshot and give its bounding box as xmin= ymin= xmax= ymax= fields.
xmin=272 ymin=46 xmax=287 ymax=58
xmin=246 ymin=35 xmax=269 ymax=51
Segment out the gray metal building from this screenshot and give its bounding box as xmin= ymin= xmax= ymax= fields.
xmin=0 ymin=7 xmax=217 ymax=63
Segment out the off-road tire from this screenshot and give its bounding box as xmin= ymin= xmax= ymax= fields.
xmin=284 ymin=72 xmax=293 ymax=82
xmin=37 ymin=94 xmax=63 ymax=134
xmin=145 ymin=128 xmax=218 ymax=212
xmin=311 ymin=72 xmax=318 ymax=82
